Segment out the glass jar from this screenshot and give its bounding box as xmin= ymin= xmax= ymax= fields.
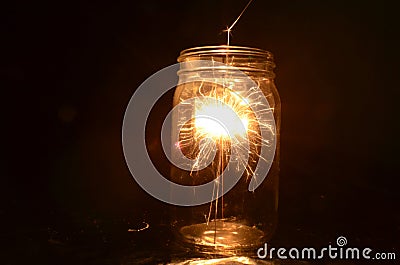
xmin=170 ymin=45 xmax=280 ymax=255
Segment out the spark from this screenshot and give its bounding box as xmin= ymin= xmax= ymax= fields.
xmin=223 ymin=0 xmax=255 ymax=45
xmin=127 ymin=222 xmax=149 ymax=232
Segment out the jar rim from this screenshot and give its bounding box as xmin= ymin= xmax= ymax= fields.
xmin=178 ymin=45 xmax=273 ymax=62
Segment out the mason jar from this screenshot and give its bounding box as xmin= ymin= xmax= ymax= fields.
xmin=170 ymin=45 xmax=281 ymax=255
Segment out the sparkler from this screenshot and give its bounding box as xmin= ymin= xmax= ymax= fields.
xmin=170 ymin=0 xmax=279 ymax=254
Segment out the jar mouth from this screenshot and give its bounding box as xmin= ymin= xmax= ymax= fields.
xmin=177 ymin=45 xmax=275 ymax=77
xmin=178 ymin=45 xmax=273 ymax=62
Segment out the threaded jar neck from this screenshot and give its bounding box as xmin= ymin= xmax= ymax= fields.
xmin=177 ymin=45 xmax=275 ymax=78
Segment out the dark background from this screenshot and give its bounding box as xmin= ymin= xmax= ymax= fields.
xmin=2 ymin=0 xmax=399 ymax=264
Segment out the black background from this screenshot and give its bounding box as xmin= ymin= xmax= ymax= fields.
xmin=2 ymin=0 xmax=399 ymax=264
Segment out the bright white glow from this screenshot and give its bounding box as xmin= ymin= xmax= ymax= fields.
xmin=195 ymin=101 xmax=249 ymax=138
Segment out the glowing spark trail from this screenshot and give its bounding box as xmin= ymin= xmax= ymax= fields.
xmin=223 ymin=0 xmax=255 ymax=45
